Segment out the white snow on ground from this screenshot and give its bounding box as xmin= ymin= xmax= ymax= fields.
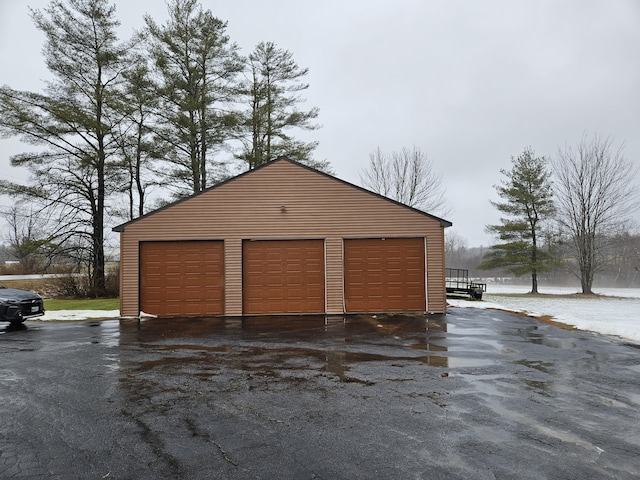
xmin=485 ymin=284 xmax=640 ymax=298
xmin=40 ymin=310 xmax=120 ymax=321
xmin=449 ymin=285 xmax=640 ymax=343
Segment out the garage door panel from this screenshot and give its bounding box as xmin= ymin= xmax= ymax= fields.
xmin=267 ymin=275 xmax=284 ymax=285
xmin=166 ymin=265 xmax=181 ymax=275
xmin=344 ymin=238 xmax=426 ymax=313
xmin=140 ymin=241 xmax=224 ymax=317
xmin=243 ymin=240 xmax=325 ymax=314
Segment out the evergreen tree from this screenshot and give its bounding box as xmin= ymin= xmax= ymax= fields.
xmin=115 ymin=56 xmax=158 ymax=220
xmin=145 ymin=0 xmax=243 ymax=196
xmin=0 ymin=0 xmax=128 ymax=296
xmin=239 ymin=41 xmax=326 ymax=171
xmin=479 ymin=148 xmax=556 ymax=293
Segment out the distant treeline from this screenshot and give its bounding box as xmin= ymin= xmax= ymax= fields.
xmin=446 ymin=230 xmax=640 ymax=288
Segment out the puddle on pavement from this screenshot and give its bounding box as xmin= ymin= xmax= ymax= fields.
xmin=117 ymin=310 xmax=606 ymax=388
xmin=0 ymin=323 xmax=29 ymax=334
xmin=514 ymin=359 xmax=555 ymax=374
xmin=446 ymin=357 xmax=497 ymax=368
xmin=113 ymin=310 xmax=639 ymax=425
xmin=522 ymin=378 xmax=553 ymax=395
xmin=117 ymin=314 xmax=515 ymax=382
xmin=514 ymin=324 xmax=578 ymax=349
xmin=119 ymin=316 xmax=228 ymax=342
xmin=119 ymin=314 xmax=441 ymax=345
xmin=86 ymin=320 xmax=121 ymax=347
xmin=530 ymin=337 xmax=577 ymax=349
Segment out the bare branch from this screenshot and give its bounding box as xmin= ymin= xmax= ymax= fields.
xmin=553 ymin=134 xmax=639 ymax=293
xmin=360 ymin=146 xmax=448 ymax=216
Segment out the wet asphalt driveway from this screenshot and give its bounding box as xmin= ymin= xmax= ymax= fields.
xmin=1 ymin=308 xmax=639 ymax=479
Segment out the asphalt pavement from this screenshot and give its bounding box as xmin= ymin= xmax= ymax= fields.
xmin=1 ymin=308 xmax=639 ymax=479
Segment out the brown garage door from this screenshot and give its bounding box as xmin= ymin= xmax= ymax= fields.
xmin=243 ymin=239 xmax=325 ymax=314
xmin=140 ymin=241 xmax=224 ymax=317
xmin=344 ymin=238 xmax=425 ymax=312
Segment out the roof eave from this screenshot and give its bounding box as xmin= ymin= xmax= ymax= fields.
xmin=112 ymin=156 xmax=454 ymax=232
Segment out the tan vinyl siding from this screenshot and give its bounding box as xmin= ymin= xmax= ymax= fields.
xmin=325 ymin=237 xmax=344 ymax=314
xmin=224 ymin=239 xmax=243 ymax=316
xmin=426 ymin=228 xmax=447 ymax=312
xmin=117 ymin=159 xmax=449 ymax=316
xmin=119 ymin=233 xmax=140 ymax=317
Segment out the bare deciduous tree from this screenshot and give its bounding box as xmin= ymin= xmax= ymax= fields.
xmin=2 ymin=203 xmax=61 ymax=273
xmin=360 ymin=146 xmax=448 ymax=216
xmin=445 ymin=230 xmax=469 ymax=268
xmin=553 ymin=134 xmax=639 ymax=294
xmin=605 ymin=223 xmax=640 ymax=287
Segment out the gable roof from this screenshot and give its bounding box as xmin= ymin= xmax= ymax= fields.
xmin=113 ymin=157 xmax=452 ymax=232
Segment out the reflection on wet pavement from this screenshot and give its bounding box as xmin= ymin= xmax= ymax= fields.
xmin=114 ymin=310 xmax=640 ymax=476
xmin=114 ymin=309 xmax=601 ymax=382
xmin=119 ymin=314 xmax=452 ymax=383
xmin=4 ymin=307 xmax=640 ymax=479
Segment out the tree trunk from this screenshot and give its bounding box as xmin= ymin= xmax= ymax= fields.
xmin=531 ymin=270 xmax=538 ymax=294
xmin=94 ymin=75 xmax=106 ymax=297
xmin=530 ymin=231 xmax=539 ymax=294
xmin=136 ymin=150 xmax=145 ymax=218
xmin=94 ymin=147 xmax=106 ymax=297
xmin=580 ymin=268 xmax=594 ymax=294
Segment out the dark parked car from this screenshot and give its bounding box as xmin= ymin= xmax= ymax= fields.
xmin=0 ymin=286 xmax=45 ymax=325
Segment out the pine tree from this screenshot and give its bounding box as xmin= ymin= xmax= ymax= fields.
xmin=115 ymin=56 xmax=158 ymax=220
xmin=144 ymin=0 xmax=243 ymax=196
xmin=0 ymin=0 xmax=128 ymax=296
xmin=479 ymin=148 xmax=556 ymax=293
xmin=239 ymin=41 xmax=325 ymax=171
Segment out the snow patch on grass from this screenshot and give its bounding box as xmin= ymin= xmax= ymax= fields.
xmin=449 ymin=286 xmax=640 ymax=343
xmin=40 ymin=310 xmax=120 ymax=321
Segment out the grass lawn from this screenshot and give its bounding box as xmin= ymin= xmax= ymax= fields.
xmin=44 ymin=298 xmax=119 ymax=311
xmin=0 ymin=278 xmax=119 ymax=311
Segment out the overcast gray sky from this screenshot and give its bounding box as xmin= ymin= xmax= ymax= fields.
xmin=1 ymin=0 xmax=639 ymax=247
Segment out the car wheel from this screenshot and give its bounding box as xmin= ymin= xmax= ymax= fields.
xmin=7 ymin=307 xmax=24 ymax=326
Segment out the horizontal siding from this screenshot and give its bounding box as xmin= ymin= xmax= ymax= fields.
xmin=119 ymin=232 xmax=140 ymax=317
xmin=426 ymin=228 xmax=446 ymax=313
xmin=121 ymin=162 xmax=443 ymax=240
xmin=325 ymin=237 xmax=344 ymax=314
xmin=224 ymin=239 xmax=243 ymax=316
xmin=118 ymin=160 xmax=448 ymax=316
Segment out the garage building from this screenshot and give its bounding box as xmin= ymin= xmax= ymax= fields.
xmin=113 ymin=158 xmax=452 ymax=317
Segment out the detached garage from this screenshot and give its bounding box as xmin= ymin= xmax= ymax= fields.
xmin=113 ymin=157 xmax=452 ymax=317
